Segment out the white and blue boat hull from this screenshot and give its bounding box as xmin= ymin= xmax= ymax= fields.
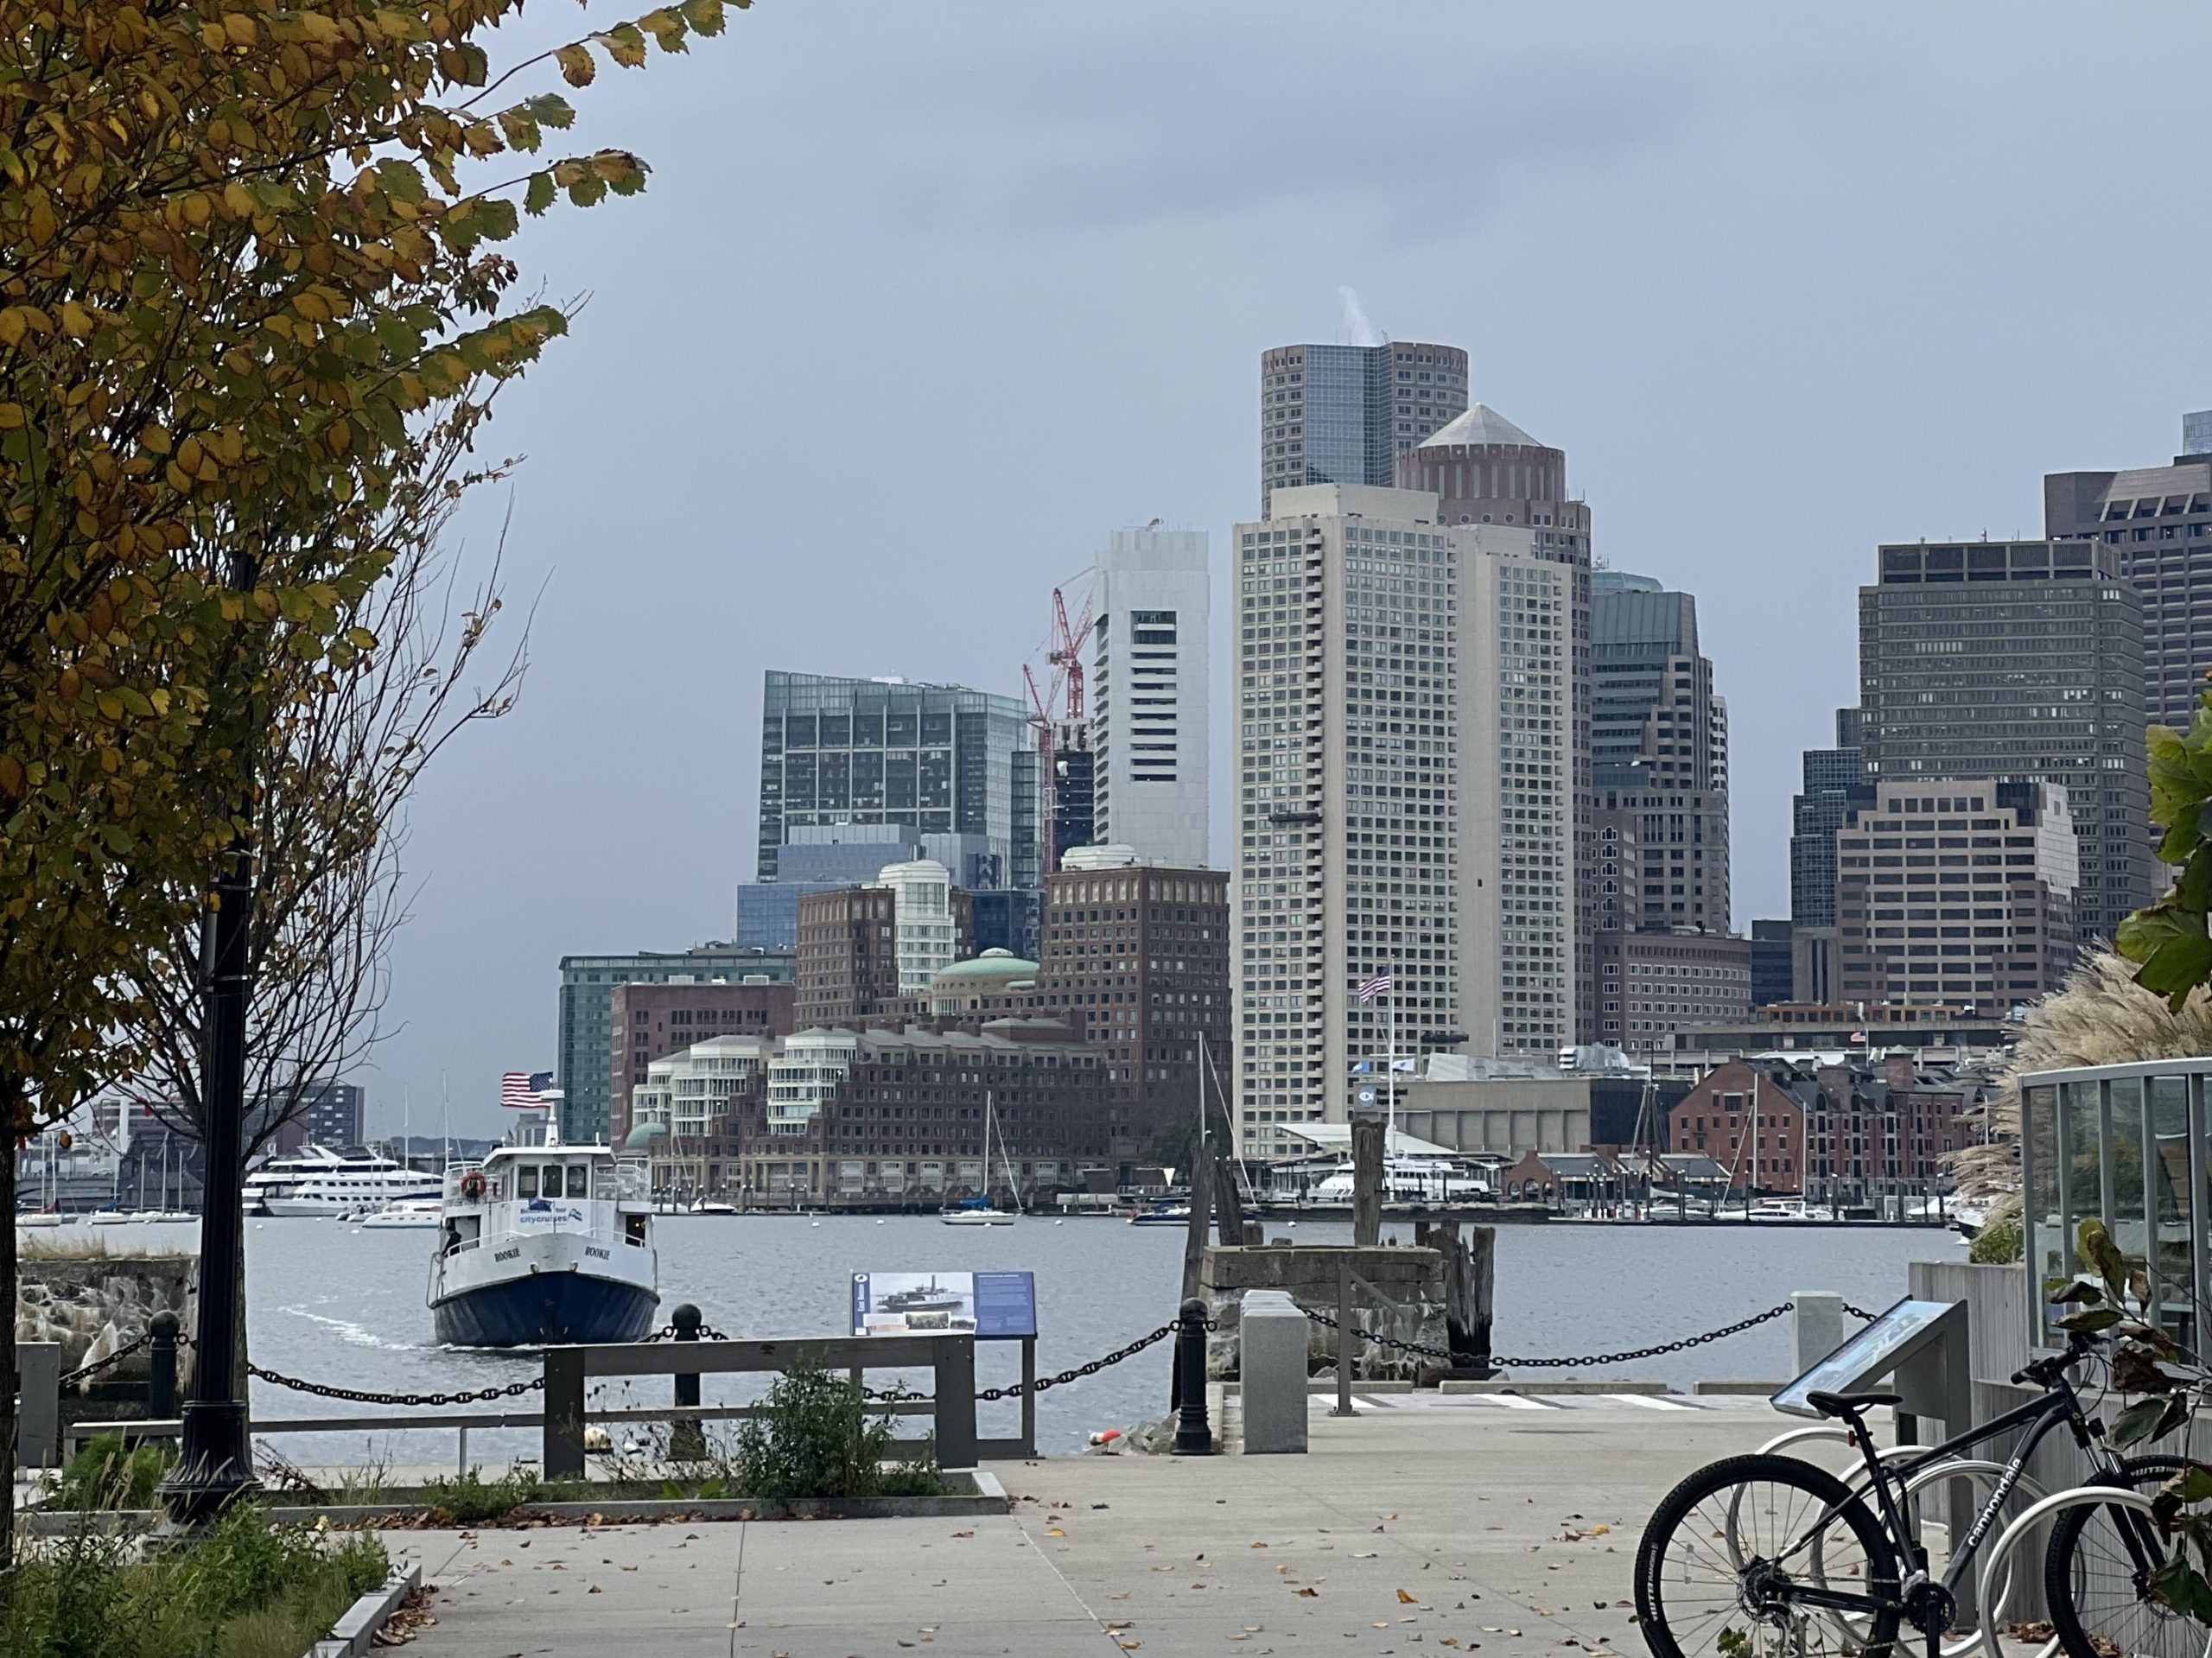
xmin=432 ymin=1268 xmax=657 ymax=1347
xmin=430 ymin=1187 xmax=659 ymax=1349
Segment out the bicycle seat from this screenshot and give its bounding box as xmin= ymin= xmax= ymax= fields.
xmin=1804 ymin=1389 xmax=1902 ymax=1419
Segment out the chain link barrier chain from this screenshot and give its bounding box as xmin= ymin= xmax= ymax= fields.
xmin=1301 ymin=1299 xmax=1799 ymax=1370
xmin=57 ymin=1331 xmax=149 ymax=1389
xmin=246 ymin=1298 xmax=1851 ymax=1410
xmin=248 ymin=1361 xmax=545 ymax=1407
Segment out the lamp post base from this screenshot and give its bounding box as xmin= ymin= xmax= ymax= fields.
xmin=159 ymin=1401 xmax=261 ymax=1526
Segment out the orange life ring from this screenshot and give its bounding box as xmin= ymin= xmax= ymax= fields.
xmin=460 ymin=1170 xmax=488 ymax=1201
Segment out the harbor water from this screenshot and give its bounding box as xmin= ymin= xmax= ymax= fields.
xmin=69 ymin=1214 xmax=1968 ymax=1464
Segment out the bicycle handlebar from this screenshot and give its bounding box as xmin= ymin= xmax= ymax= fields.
xmin=2011 ymin=1331 xmax=2095 ymax=1388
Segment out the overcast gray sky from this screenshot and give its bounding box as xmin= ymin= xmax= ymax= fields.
xmin=378 ymin=0 xmax=2212 ymax=1138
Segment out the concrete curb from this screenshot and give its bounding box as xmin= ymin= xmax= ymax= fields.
xmin=23 ymin=1471 xmax=1011 ymax=1534
xmin=1692 ymin=1382 xmax=1784 ymax=1396
xmin=1439 ymin=1379 xmax=1672 ymax=1395
xmin=308 ymin=1560 xmax=421 ymax=1658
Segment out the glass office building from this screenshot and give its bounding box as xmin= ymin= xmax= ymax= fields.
xmin=756 ymin=672 xmax=1039 ymax=893
xmin=2020 ymin=1058 xmax=2209 ymax=1356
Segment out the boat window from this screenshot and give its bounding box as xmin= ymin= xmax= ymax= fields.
xmin=518 ymin=1166 xmax=539 ymax=1198
xmin=541 ymin=1165 xmax=563 ymax=1197
xmin=565 ymin=1165 xmax=588 ymax=1198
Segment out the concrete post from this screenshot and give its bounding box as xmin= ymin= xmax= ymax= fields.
xmin=1791 ymin=1291 xmax=1846 ymax=1375
xmin=16 ymin=1342 xmax=59 ymax=1470
xmin=1239 ymin=1291 xmax=1309 ymax=1455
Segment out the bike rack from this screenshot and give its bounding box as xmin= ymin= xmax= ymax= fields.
xmin=1973 ymin=1484 xmax=2160 ymax=1658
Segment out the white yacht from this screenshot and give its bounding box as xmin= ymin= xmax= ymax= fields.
xmin=359 ymin=1197 xmax=443 ymax=1229
xmin=429 ymin=1138 xmax=658 ymax=1347
xmin=245 ymin=1145 xmax=442 ymax=1217
xmin=1306 ymin=1153 xmax=1491 ymax=1205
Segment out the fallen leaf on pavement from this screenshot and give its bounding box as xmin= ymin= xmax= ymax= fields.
xmin=1398 ymin=1590 xmax=1418 ymax=1604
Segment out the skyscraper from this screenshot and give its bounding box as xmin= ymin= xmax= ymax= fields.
xmin=1258 ymin=340 xmax=1468 ymax=516
xmin=1231 ymin=482 xmax=1578 ymax=1157
xmin=755 ymin=671 xmax=1039 ymax=891
xmin=1789 ymin=708 xmax=1866 ymax=931
xmin=2045 ymin=416 xmax=2212 ymax=729
xmin=1395 ymin=405 xmax=1597 ymax=1038
xmin=1858 ymin=540 xmax=2150 ymax=948
xmin=1088 ymin=527 xmax=1211 ymax=867
xmin=1834 ymin=780 xmax=2079 ymax=1005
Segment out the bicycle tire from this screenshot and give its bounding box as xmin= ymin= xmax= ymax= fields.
xmin=2044 ymin=1454 xmax=2200 ymax=1658
xmin=1637 ymin=1452 xmax=1902 ymax=1658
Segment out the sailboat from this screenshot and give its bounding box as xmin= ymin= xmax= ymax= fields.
xmin=941 ymin=1092 xmax=1019 ymax=1226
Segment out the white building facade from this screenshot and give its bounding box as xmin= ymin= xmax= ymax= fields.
xmin=1089 ymin=527 xmax=1211 ymax=868
xmin=871 ymin=859 xmax=957 ymax=994
xmin=1232 ymin=484 xmax=1579 ymax=1159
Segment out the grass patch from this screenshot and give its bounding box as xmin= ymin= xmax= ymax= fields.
xmin=0 ymin=1503 xmax=388 ymax=1658
xmin=420 ymin=1464 xmax=589 ymax=1525
xmin=54 ymin=1435 xmax=176 ymax=1511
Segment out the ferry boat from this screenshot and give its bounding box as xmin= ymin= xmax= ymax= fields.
xmin=244 ymin=1145 xmax=441 ymax=1217
xmin=429 ymin=1138 xmax=658 ymax=1347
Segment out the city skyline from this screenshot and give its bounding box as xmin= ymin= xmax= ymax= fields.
xmin=359 ymin=2 xmax=2212 ymax=1137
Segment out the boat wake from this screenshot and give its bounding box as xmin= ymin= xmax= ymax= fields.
xmin=276 ymin=1305 xmax=415 ymax=1351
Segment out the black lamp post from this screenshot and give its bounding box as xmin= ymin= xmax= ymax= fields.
xmin=160 ymin=842 xmax=261 ymax=1522
xmin=162 ymin=545 xmax=262 ymax=1525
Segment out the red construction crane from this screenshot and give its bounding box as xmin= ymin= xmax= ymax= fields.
xmin=1026 ymin=581 xmax=1094 ymax=880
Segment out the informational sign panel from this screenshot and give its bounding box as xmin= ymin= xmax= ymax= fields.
xmin=851 ymin=1271 xmax=1037 ymax=1340
xmin=1770 ymin=1298 xmax=1955 ymax=1419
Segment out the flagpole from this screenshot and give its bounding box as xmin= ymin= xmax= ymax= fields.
xmin=1385 ymin=964 xmax=1395 ymax=1161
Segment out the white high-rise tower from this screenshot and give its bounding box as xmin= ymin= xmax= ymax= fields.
xmin=1231 ymin=482 xmax=1579 ymax=1159
xmin=1088 ymin=527 xmax=1211 ymax=868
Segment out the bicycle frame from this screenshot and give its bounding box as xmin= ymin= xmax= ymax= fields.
xmin=1771 ymin=1377 xmax=2123 ymax=1622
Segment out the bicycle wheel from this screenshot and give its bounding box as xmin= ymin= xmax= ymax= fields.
xmin=2045 ymin=1455 xmax=2206 ymax=1658
xmin=1637 ymin=1452 xmax=1902 ymax=1658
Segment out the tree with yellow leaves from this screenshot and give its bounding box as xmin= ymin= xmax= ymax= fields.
xmin=0 ymin=0 xmax=737 ymax=1542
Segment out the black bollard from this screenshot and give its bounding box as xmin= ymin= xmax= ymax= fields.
xmin=671 ymin=1302 xmax=705 ymax=1461
xmin=149 ymin=1310 xmax=181 ymax=1420
xmin=1171 ymin=1296 xmax=1213 ymax=1455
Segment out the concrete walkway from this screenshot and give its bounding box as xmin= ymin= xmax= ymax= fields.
xmin=384 ymin=1397 xmax=1804 ymax=1657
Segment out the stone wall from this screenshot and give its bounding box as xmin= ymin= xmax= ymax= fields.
xmin=16 ymin=1253 xmax=196 ymax=1377
xmin=1202 ymin=1244 xmax=1449 ymax=1382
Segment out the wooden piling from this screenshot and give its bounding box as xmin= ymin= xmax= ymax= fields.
xmin=1351 ymin=1117 xmax=1383 ymax=1246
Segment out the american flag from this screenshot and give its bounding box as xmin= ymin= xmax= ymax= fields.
xmin=500 ymin=1070 xmax=553 ymax=1109
xmin=1356 ymin=974 xmax=1392 ymax=1003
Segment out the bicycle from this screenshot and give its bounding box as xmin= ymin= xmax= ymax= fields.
xmin=1634 ymin=1332 xmax=2197 ymax=1658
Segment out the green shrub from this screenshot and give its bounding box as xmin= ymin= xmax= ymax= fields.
xmin=54 ymin=1436 xmax=176 ymax=1512
xmin=0 ymin=1504 xmax=388 ymax=1658
xmin=734 ymin=1357 xmax=945 ymax=1500
xmin=1970 ymin=1214 xmax=2024 ymax=1264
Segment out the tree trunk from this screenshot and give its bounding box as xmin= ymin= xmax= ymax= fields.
xmin=1178 ymin=1160 xmax=1211 ymax=1307
xmin=1351 ymin=1117 xmax=1383 ymax=1246
xmin=2 ymin=1144 xmax=16 ymax=1566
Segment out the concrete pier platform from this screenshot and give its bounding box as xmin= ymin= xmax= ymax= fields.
xmin=385 ymin=1396 xmax=1809 ymax=1657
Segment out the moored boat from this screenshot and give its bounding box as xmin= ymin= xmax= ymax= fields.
xmin=360 ymin=1197 xmax=443 ymax=1229
xmin=429 ymin=1136 xmax=657 ymax=1347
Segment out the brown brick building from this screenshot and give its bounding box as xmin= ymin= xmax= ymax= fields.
xmin=642 ymin=1021 xmax=1116 ymax=1208
xmin=1668 ymin=1054 xmax=1976 ymax=1204
xmin=793 ymin=883 xmax=974 ymax=1027
xmin=917 ymin=861 xmax=1230 ymax=1150
xmin=608 ymin=981 xmax=796 ymax=1143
